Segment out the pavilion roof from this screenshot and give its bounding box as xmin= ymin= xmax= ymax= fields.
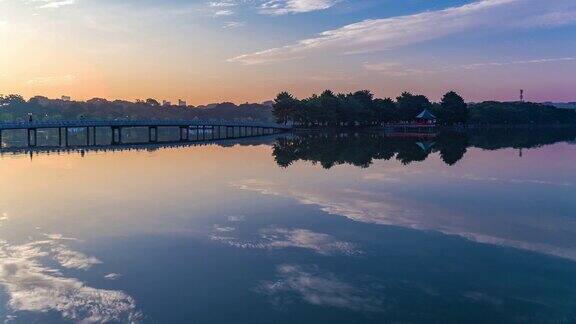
xmin=416 ymin=109 xmax=437 ymax=120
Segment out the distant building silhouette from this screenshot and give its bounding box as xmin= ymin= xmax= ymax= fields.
xmin=163 ymin=100 xmax=172 ymax=106
xmin=520 ymin=89 xmax=524 ymax=102
xmin=178 ymin=99 xmax=187 ymax=107
xmin=61 ymin=95 xmax=71 ymax=101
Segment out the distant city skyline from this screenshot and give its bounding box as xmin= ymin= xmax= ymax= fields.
xmin=1 ymin=0 xmax=575 ymax=105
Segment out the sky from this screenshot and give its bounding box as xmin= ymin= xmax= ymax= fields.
xmin=0 ymin=0 xmax=575 ymax=105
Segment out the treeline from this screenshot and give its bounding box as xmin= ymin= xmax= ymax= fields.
xmin=0 ymin=95 xmax=274 ymax=122
xmin=273 ymin=128 xmax=576 ymax=168
xmin=468 ymin=101 xmax=576 ymax=125
xmin=272 ymin=90 xmax=576 ymax=126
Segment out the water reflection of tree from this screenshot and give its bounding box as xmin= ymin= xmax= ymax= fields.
xmin=273 ymin=133 xmax=444 ymax=168
xmin=273 ymin=128 xmax=576 ymax=168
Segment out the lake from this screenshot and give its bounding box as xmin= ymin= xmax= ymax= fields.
xmin=0 ymin=128 xmax=575 ymax=323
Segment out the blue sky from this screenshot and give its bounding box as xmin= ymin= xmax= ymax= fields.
xmin=0 ymin=0 xmax=575 ymax=104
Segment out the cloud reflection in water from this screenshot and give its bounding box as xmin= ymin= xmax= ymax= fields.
xmin=212 ymin=225 xmax=360 ymax=255
xmin=232 ymin=179 xmax=576 ymax=261
xmin=258 ymin=264 xmax=382 ymax=312
xmin=0 ymin=232 xmax=140 ymax=323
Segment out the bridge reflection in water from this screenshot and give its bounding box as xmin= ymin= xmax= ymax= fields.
xmin=0 ymin=120 xmax=289 ymax=151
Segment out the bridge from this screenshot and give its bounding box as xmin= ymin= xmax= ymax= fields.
xmin=0 ymin=120 xmax=291 ymax=147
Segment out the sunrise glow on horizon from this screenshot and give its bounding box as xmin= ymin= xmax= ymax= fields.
xmin=1 ymin=0 xmax=575 ymax=105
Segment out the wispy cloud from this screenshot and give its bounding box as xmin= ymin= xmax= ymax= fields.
xmin=362 ymin=57 xmax=576 ymax=77
xmin=213 ymin=9 xmax=235 ymax=17
xmin=260 ymin=0 xmax=339 ymax=15
xmin=229 ymin=0 xmax=576 ymax=65
xmin=24 ymin=0 xmax=77 ymax=9
xmin=223 ymin=21 xmax=245 ymax=29
xmin=208 ymin=1 xmax=237 ymax=8
xmin=363 ymin=62 xmax=435 ymax=76
xmin=460 ymin=57 xmax=576 ymax=70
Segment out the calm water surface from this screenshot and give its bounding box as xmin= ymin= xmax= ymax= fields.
xmin=0 ymin=130 xmax=575 ymax=323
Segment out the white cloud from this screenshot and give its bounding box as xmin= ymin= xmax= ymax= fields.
xmin=223 ymin=21 xmax=245 ymax=29
xmin=258 ymin=264 xmax=381 ymax=311
xmin=260 ymin=0 xmax=339 ymax=15
xmin=214 ymin=9 xmax=234 ymax=17
xmin=229 ymin=0 xmax=576 ymax=65
xmin=24 ymin=0 xmax=77 ymax=9
xmin=208 ymin=1 xmax=237 ymax=7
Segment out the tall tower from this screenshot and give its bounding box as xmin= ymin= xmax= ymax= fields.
xmin=520 ymin=89 xmax=524 ymax=102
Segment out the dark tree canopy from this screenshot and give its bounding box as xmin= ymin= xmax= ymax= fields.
xmin=273 ymin=92 xmax=298 ymax=125
xmin=271 ymin=90 xmax=575 ymax=127
xmin=437 ymin=91 xmax=468 ymax=124
xmin=146 ymin=98 xmax=161 ymax=107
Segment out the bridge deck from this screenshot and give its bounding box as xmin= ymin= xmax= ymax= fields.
xmin=0 ymin=120 xmax=291 ymax=130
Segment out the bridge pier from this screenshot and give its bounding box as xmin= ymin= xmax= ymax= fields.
xmin=92 ymin=127 xmax=97 ymax=145
xmin=111 ymin=127 xmax=122 ymax=145
xmin=28 ymin=128 xmax=37 ymax=147
xmin=149 ymin=126 xmax=158 ymax=142
xmin=191 ymin=126 xmax=197 ymax=141
xmin=179 ymin=126 xmax=189 ymax=141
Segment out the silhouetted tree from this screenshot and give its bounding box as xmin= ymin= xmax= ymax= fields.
xmin=373 ymin=98 xmax=396 ymax=124
xmin=273 ymin=92 xmax=298 ymax=125
xmin=439 ymin=91 xmax=468 ymax=124
xmin=396 ymin=92 xmax=432 ymax=121
xmin=146 ymin=98 xmax=161 ymax=107
xmin=1 ymin=94 xmax=25 ymax=106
